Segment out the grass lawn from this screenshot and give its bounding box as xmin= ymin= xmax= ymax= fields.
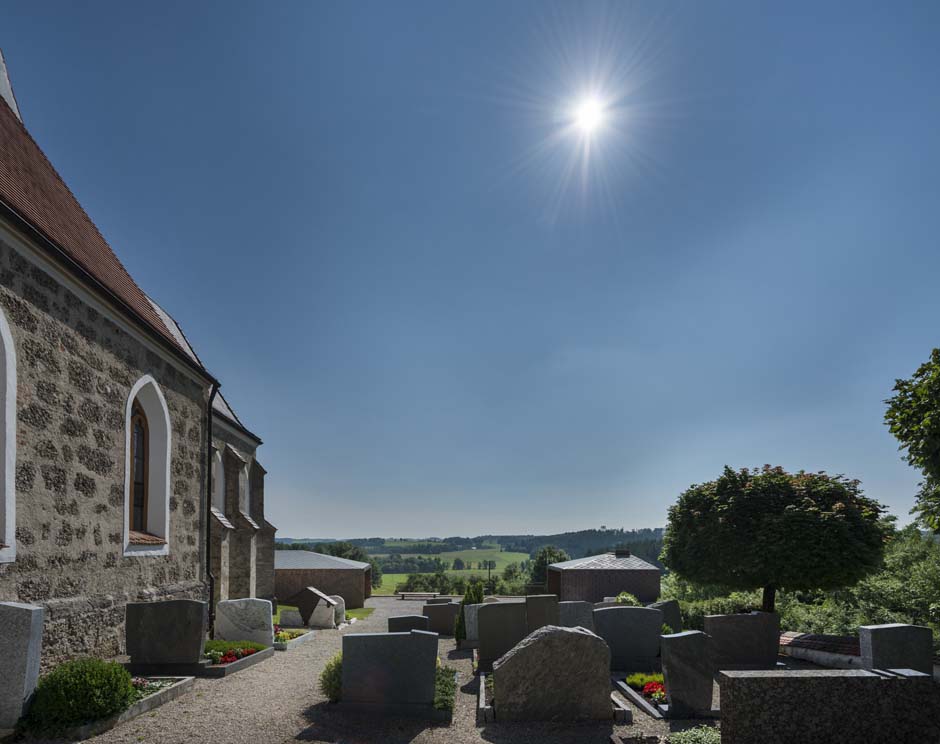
xmin=438 ymin=548 xmax=529 ymax=573
xmin=346 ymin=607 xmax=374 ymax=621
xmin=373 ymin=573 xmax=409 ymax=595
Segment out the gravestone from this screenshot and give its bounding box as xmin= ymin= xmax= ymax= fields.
xmin=559 ymin=601 xmax=594 ymax=631
xmin=288 ymin=587 xmax=335 ymax=626
xmin=388 ymin=615 xmax=429 ymax=633
xmin=422 ymin=601 xmax=459 ymax=635
xmin=478 ymin=601 xmax=528 ymax=671
xmin=215 ymin=598 xmax=274 ymax=647
xmin=279 ymin=608 xmax=306 ymax=628
xmin=649 ymin=599 xmax=682 ymax=634
xmin=0 ymin=602 xmax=43 ymax=730
xmin=594 ymin=601 xmax=619 ymax=609
xmin=310 ymin=601 xmax=338 ymax=629
xmin=860 ymin=623 xmax=934 ymax=675
xmin=126 ymin=599 xmax=207 ymax=665
xmin=425 ymin=597 xmax=452 ymax=605
xmin=525 ymin=594 xmax=560 ymax=633
xmin=492 ymin=625 xmax=611 ymax=721
xmin=704 ymin=612 xmax=779 ymax=670
xmin=661 ymin=631 xmax=714 ymax=717
xmin=464 ymin=603 xmax=484 ymax=642
xmin=593 ymin=606 xmax=663 ymax=671
xmin=330 ymin=595 xmax=346 ymax=625
xmin=341 ymin=630 xmax=438 ymax=709
xmin=483 ymin=597 xmax=501 ymax=603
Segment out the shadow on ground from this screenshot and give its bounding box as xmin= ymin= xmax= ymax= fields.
xmin=294 ymin=701 xmax=450 ymax=744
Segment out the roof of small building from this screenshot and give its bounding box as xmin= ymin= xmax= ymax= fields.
xmin=274 ymin=550 xmax=370 ymax=571
xmin=548 ymin=552 xmax=660 ymax=572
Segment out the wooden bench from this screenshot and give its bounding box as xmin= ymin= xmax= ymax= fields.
xmin=397 ymin=591 xmax=439 ymax=601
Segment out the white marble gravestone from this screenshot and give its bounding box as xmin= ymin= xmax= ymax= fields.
xmin=215 ymin=598 xmax=274 ymax=646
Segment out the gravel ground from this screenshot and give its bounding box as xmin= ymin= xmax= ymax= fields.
xmin=88 ymin=597 xmax=718 ymax=744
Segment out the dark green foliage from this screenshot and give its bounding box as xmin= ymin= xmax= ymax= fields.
xmin=204 ymin=639 xmax=268 ymax=653
xmin=662 ymin=466 xmax=888 ymax=611
xmin=452 ymin=557 xmax=465 ymax=570
xmin=320 ymin=653 xmax=343 ymax=702
xmin=885 ymin=348 xmax=940 ymax=531
xmin=616 ymin=591 xmax=640 ymax=606
xmin=433 ymin=666 xmax=458 ymax=711
xmin=369 ymin=557 xmax=382 ymax=588
xmin=455 ymin=580 xmax=485 ymax=641
xmin=677 ymin=592 xmax=762 ymax=631
xmin=25 ymin=658 xmax=133 ymax=733
xmin=530 ymin=545 xmax=570 ymax=585
xmin=668 ymin=725 xmax=721 ymax=744
xmin=315 ymin=541 xmax=370 ymax=562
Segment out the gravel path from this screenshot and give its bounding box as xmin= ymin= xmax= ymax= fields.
xmin=89 ymin=597 xmax=714 ymax=744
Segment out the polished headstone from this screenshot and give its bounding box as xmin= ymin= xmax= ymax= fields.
xmin=704 ymin=612 xmax=780 ymax=670
xmin=662 ymin=630 xmax=714 ymax=717
xmin=649 ymin=599 xmax=682 ymax=634
xmin=126 ymin=599 xmax=207 ymax=665
xmin=558 ymin=601 xmax=595 ymax=631
xmin=464 ymin=603 xmax=484 ymax=642
xmin=593 ymin=606 xmax=663 ymax=671
xmin=478 ymin=601 xmax=528 ymax=671
xmin=422 ymin=601 xmax=460 ymax=635
xmin=860 ymin=623 xmax=934 ymax=675
xmin=0 ymin=602 xmax=43 ymax=730
xmin=388 ymin=615 xmax=429 ymax=633
xmin=525 ymin=594 xmax=560 ymax=633
xmin=341 ymin=630 xmax=438 ymax=705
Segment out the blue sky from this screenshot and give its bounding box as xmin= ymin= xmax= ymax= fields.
xmin=6 ymin=2 xmax=940 ymax=537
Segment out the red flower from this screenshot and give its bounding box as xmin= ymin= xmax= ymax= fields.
xmin=642 ymin=681 xmax=666 ymax=698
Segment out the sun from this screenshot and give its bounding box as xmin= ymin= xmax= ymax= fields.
xmin=573 ymin=96 xmax=605 ymax=135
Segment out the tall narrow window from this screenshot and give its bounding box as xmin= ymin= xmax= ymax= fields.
xmin=0 ymin=304 xmax=15 ymax=564
xmin=130 ymin=402 xmax=148 ymax=532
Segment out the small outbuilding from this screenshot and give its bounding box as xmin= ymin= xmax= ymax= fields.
xmin=546 ymin=549 xmax=661 ymax=603
xmin=274 ymin=550 xmax=372 ymax=609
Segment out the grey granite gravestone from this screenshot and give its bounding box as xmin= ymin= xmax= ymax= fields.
xmin=661 ymin=631 xmax=714 ymax=717
xmin=860 ymin=623 xmax=934 ymax=675
xmin=126 ymin=599 xmax=207 ymax=665
xmin=464 ymin=603 xmax=484 ymax=642
xmin=704 ymin=612 xmax=779 ymax=670
xmin=422 ymin=601 xmax=459 ymax=635
xmin=559 ymin=601 xmax=595 ymax=631
xmin=288 ymin=587 xmax=335 ymax=626
xmin=525 ymin=594 xmax=560 ymax=633
xmin=493 ymin=625 xmax=612 ymax=721
xmin=649 ymin=599 xmax=682 ymax=634
xmin=483 ymin=597 xmax=501 ymax=603
xmin=341 ymin=630 xmax=438 ymax=709
xmin=593 ymin=606 xmax=663 ymax=671
xmin=388 ymin=615 xmax=430 ymax=633
xmin=329 ymin=595 xmax=346 ymax=625
xmin=425 ymin=597 xmax=452 ymax=604
xmin=0 ymin=602 xmax=43 ymax=730
xmin=279 ymin=608 xmax=306 ymax=628
xmin=478 ymin=601 xmax=529 ymax=671
xmin=215 ymin=598 xmax=274 ymax=646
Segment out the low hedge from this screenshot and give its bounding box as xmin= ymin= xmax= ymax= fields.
xmin=25 ymin=658 xmax=133 ymax=734
xmin=320 ymin=652 xmax=343 ymax=702
xmin=434 ymin=665 xmax=457 ymax=711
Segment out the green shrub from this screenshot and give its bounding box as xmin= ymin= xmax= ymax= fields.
xmin=320 ymin=652 xmax=343 ymax=702
xmin=26 ymin=658 xmax=133 ymax=733
xmin=455 ymin=580 xmax=485 ymax=641
xmin=615 ymin=591 xmax=641 ymax=606
xmin=624 ymin=672 xmax=664 ymax=690
xmin=204 ymin=639 xmax=268 ymax=654
xmin=668 ymin=725 xmax=721 ymax=744
xmin=662 ymin=623 xmax=674 ymax=635
xmin=434 ymin=665 xmax=457 ymax=711
xmin=680 ymin=591 xmax=761 ymax=631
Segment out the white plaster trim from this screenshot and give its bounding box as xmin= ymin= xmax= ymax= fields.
xmin=122 ymin=374 xmax=171 ymax=558
xmin=0 ymin=221 xmax=212 ymax=388
xmin=0 ymin=304 xmax=16 ymax=564
xmin=214 ymin=415 xmax=259 ymax=453
xmin=211 ymin=448 xmax=225 ymax=511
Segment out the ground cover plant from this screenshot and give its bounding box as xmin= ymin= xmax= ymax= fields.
xmin=274 ymin=626 xmax=306 ymax=643
xmin=24 ymin=658 xmax=134 ymax=734
xmin=433 ymin=665 xmax=458 ymax=711
xmin=624 ymin=672 xmax=664 ymax=691
xmin=204 ymin=639 xmax=267 ymax=665
xmin=668 ymin=725 xmax=721 ymax=744
xmin=129 ymin=677 xmax=176 ymax=704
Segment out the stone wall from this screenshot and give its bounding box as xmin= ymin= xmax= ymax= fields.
xmin=0 ymin=236 xmax=210 ymax=670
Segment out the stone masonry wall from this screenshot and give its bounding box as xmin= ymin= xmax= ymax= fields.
xmin=0 ymin=236 xmax=209 ymax=670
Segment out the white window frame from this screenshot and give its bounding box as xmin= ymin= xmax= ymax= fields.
xmin=211 ymin=447 xmax=225 ymax=513
xmin=123 ymin=374 xmax=171 ymax=557
xmin=0 ymin=305 xmax=16 ymax=564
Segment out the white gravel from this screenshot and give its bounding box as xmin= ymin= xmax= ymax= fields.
xmin=87 ymin=597 xmax=714 ymax=744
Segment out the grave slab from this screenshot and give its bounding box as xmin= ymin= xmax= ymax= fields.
xmin=0 ymin=602 xmax=43 ymax=730
xmin=593 ymin=606 xmax=663 ymax=671
xmin=215 ymin=598 xmax=274 ymax=647
xmin=423 ymin=601 xmax=459 ymax=635
xmin=860 ymin=623 xmax=934 ymax=675
xmin=388 ymin=615 xmax=429 ymax=633
xmin=704 ymin=612 xmax=779 ymax=670
xmin=126 ymin=600 xmax=207 ymax=665
xmin=525 ymin=594 xmax=560 ymax=633
xmin=661 ymin=630 xmax=714 ymax=717
xmin=492 ymin=625 xmax=611 ymax=721
xmin=558 ymin=601 xmax=594 ymax=631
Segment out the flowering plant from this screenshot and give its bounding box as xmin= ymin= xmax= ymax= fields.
xmin=642 ymin=681 xmax=666 ymax=700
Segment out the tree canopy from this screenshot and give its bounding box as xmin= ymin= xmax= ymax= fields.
xmin=530 ymin=545 xmax=570 ymax=585
xmin=885 ymin=348 xmax=940 ymax=531
xmin=661 ymin=466 xmax=888 ymax=611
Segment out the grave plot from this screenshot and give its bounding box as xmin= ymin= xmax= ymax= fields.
xmin=594 ymin=605 xmax=663 ymax=672
xmin=476 ymin=625 xmax=630 ymax=724
xmin=704 ymin=611 xmax=780 ymax=670
xmin=327 ymin=629 xmax=458 ymax=722
xmin=422 ymin=600 xmax=460 ymax=635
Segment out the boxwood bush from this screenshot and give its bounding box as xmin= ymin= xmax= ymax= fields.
xmin=320 ymin=652 xmax=343 ymax=702
xmin=25 ymin=658 xmax=133 ymax=733
xmin=433 ymin=665 xmax=457 ymax=711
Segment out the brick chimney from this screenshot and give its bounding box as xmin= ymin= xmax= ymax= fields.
xmin=614 ymin=548 xmax=631 ymax=558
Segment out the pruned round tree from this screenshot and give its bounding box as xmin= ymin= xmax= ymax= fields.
xmin=661 ymin=466 xmax=888 ymax=612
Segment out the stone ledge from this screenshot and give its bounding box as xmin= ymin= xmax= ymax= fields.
xmin=274 ymin=630 xmax=317 ymax=651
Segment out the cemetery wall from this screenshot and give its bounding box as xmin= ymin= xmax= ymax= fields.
xmin=0 ymin=235 xmax=209 ymax=669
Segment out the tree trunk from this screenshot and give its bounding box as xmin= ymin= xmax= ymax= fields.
xmin=762 ymin=584 xmax=777 ymax=613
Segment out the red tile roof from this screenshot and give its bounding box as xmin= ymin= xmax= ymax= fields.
xmin=0 ymin=95 xmax=205 ymax=372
